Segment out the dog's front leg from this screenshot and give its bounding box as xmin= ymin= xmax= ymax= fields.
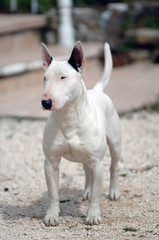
xmin=85 ymin=160 xmax=103 ymax=225
xmin=83 ymin=163 xmax=92 ymax=200
xmin=44 ymin=158 xmax=60 ymax=226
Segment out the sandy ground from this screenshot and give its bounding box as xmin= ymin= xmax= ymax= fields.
xmin=0 ymin=111 xmax=159 ymax=240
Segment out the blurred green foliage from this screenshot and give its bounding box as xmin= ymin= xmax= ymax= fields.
xmin=0 ymin=0 xmax=57 ymax=13
xmin=143 ymin=15 xmax=159 ymax=30
xmin=0 ymin=0 xmax=10 ymax=12
xmin=1 ymin=0 xmax=159 ymax=20
xmin=38 ymin=0 xmax=57 ymax=13
xmin=74 ymin=0 xmax=105 ymax=7
xmin=17 ymin=0 xmax=30 ymax=12
xmin=150 ymin=97 xmax=159 ymax=112
xmin=0 ymin=0 xmax=108 ymax=13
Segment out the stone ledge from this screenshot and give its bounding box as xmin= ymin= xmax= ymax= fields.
xmin=0 ymin=14 xmax=46 ymax=35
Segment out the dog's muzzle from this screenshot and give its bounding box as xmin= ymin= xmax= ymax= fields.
xmin=41 ymin=99 xmax=52 ymax=110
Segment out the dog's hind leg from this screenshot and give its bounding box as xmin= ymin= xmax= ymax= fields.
xmin=108 ymin=138 xmax=121 ymax=200
xmin=107 ymin=116 xmax=121 ymax=200
xmin=85 ymin=160 xmax=104 ymax=225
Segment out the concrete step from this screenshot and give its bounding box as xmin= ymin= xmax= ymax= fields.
xmin=0 ymin=31 xmax=41 ymax=66
xmin=0 ymin=14 xmax=46 ymax=34
xmin=0 ymin=14 xmax=46 ymax=62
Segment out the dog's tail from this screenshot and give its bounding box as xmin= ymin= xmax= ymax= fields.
xmin=93 ymin=42 xmax=113 ymax=92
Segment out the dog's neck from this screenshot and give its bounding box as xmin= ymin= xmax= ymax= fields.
xmin=54 ymin=79 xmax=88 ymax=139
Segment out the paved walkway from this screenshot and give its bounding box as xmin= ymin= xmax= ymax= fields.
xmin=0 ymin=43 xmax=159 ymax=118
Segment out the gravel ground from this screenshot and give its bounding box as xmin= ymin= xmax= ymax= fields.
xmin=0 ymin=111 xmax=159 ymax=240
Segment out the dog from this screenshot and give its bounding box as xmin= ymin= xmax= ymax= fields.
xmin=41 ymin=41 xmax=121 ymax=226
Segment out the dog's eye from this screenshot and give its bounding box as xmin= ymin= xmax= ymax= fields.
xmin=61 ymin=76 xmax=66 ymax=80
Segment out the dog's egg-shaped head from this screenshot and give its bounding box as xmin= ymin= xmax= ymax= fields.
xmin=41 ymin=42 xmax=86 ymax=111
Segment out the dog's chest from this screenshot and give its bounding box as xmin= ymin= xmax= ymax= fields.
xmin=63 ymin=134 xmax=89 ymax=162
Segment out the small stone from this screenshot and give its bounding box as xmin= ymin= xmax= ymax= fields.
xmin=129 ymin=50 xmax=149 ymax=61
xmin=151 ymin=48 xmax=159 ymax=63
xmin=125 ymin=28 xmax=159 ymax=46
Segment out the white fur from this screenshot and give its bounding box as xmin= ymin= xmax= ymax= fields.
xmin=41 ymin=42 xmax=121 ymax=226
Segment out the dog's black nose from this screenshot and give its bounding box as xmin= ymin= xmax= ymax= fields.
xmin=41 ymin=99 xmax=52 ymax=110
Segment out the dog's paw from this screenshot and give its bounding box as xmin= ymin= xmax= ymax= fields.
xmin=109 ymin=188 xmax=121 ymax=201
xmin=85 ymin=209 xmax=102 ymax=225
xmin=44 ymin=212 xmax=59 ymax=227
xmin=85 ymin=214 xmax=102 ymax=225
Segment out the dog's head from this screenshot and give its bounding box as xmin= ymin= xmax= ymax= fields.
xmin=41 ymin=42 xmax=86 ymax=111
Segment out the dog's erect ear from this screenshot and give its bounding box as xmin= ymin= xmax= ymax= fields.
xmin=41 ymin=43 xmax=53 ymax=71
xmin=68 ymin=41 xmax=86 ymax=73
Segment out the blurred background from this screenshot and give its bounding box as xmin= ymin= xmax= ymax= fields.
xmin=0 ymin=0 xmax=159 ymax=118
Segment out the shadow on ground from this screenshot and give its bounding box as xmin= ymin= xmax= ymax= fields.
xmin=2 ymin=188 xmax=85 ymax=223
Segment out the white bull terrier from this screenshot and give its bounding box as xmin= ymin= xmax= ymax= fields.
xmin=41 ymin=41 xmax=121 ymax=226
